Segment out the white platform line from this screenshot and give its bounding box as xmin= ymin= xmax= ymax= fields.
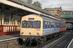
xmin=0 ymin=37 xmax=19 ymax=42
xmin=67 ymin=39 xmax=73 ymax=48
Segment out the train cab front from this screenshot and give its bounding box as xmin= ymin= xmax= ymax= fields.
xmin=20 ymin=20 xmax=42 ymax=38
xmin=20 ymin=15 xmax=43 ymax=39
xmin=19 ymin=16 xmax=43 ymax=46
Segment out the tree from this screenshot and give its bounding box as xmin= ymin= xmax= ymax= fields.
xmin=32 ymin=1 xmax=42 ymax=8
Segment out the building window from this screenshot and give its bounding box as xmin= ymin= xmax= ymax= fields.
xmin=4 ymin=9 xmax=10 ymax=24
xmin=71 ymin=12 xmax=73 ymax=15
xmin=0 ymin=7 xmax=2 ymax=25
xmin=43 ymin=21 xmax=51 ymax=28
xmin=64 ymin=12 xmax=66 ymax=15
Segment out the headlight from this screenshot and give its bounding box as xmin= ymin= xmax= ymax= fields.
xmin=29 ymin=32 xmax=31 ymax=35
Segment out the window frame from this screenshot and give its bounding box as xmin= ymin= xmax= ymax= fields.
xmin=22 ymin=20 xmax=41 ymax=28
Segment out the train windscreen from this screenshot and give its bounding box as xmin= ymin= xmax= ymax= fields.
xmin=22 ymin=20 xmax=41 ymax=28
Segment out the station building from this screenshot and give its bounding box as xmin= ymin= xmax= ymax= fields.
xmin=62 ymin=11 xmax=73 ymax=19
xmin=0 ymin=2 xmax=33 ymax=35
xmin=0 ymin=0 xmax=51 ymax=26
xmin=0 ymin=0 xmax=48 ymax=35
xmin=0 ymin=0 xmax=62 ymax=35
xmin=0 ymin=4 xmax=33 ymax=26
xmin=44 ymin=7 xmax=62 ymax=18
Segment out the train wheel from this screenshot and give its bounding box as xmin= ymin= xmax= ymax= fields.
xmin=17 ymin=38 xmax=24 ymax=45
xmin=24 ymin=38 xmax=38 ymax=46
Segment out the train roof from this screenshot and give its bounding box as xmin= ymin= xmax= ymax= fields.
xmin=22 ymin=14 xmax=62 ymax=21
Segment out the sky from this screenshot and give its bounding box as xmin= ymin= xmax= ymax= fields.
xmin=33 ymin=0 xmax=73 ymax=10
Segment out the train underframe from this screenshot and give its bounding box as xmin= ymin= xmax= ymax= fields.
xmin=17 ymin=32 xmax=63 ymax=47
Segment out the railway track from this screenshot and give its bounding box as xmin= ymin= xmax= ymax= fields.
xmin=43 ymin=31 xmax=73 ymax=48
xmin=21 ymin=33 xmax=63 ymax=48
xmin=0 ymin=32 xmax=72 ymax=48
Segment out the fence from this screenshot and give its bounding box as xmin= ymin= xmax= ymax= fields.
xmin=0 ymin=25 xmax=20 ymax=36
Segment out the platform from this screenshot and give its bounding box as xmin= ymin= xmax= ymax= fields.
xmin=0 ymin=35 xmax=20 ymax=48
xmin=0 ymin=35 xmax=19 ymax=42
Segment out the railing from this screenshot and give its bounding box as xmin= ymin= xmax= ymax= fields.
xmin=0 ymin=25 xmax=3 ymax=35
xmin=0 ymin=25 xmax=20 ymax=35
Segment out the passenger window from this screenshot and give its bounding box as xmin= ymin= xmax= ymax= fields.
xmin=22 ymin=20 xmax=41 ymax=28
xmin=43 ymin=21 xmax=51 ymax=29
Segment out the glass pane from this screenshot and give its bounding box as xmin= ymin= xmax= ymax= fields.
xmin=33 ymin=21 xmax=40 ymax=28
xmin=4 ymin=11 xmax=9 ymax=24
xmin=43 ymin=21 xmax=51 ymax=29
xmin=22 ymin=21 xmax=27 ymax=28
xmin=27 ymin=21 xmax=33 ymax=28
xmin=0 ymin=7 xmax=3 ymax=25
xmin=22 ymin=21 xmax=41 ymax=28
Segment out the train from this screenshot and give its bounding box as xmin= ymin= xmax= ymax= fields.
xmin=0 ymin=13 xmax=66 ymax=46
xmin=66 ymin=23 xmax=73 ymax=30
xmin=19 ymin=14 xmax=66 ymax=46
xmin=20 ymin=14 xmax=66 ymax=37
